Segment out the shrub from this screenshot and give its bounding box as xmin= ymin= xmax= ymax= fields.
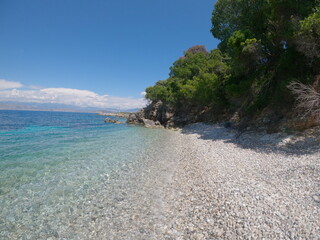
xmin=287 ymin=81 xmax=320 ymax=120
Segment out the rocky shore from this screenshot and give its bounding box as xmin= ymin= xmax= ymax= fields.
xmin=98 ymin=112 xmax=131 ymax=119
xmin=125 ymin=100 xmax=204 ymax=128
xmin=104 ymin=117 xmax=123 ymax=124
xmin=126 ymin=100 xmax=320 ymax=133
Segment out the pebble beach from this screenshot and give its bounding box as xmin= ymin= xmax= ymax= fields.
xmin=1 ymin=118 xmax=319 ymax=239
xmin=89 ymin=123 xmax=320 ymax=239
xmin=159 ymin=123 xmax=320 ymax=239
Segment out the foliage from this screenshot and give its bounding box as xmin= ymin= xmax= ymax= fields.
xmin=184 ymin=45 xmax=209 ymax=55
xmin=145 ymin=49 xmax=229 ymax=107
xmin=145 ymin=0 xmax=320 ymax=121
xmin=211 ymin=0 xmax=320 ymax=111
xmin=295 ymin=9 xmax=320 ymax=61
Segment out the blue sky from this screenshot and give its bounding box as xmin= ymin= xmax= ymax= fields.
xmin=0 ymin=0 xmax=219 ymax=109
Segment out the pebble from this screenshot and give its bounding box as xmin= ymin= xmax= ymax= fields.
xmin=1 ymin=123 xmax=319 ymax=239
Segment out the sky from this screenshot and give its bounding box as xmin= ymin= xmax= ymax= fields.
xmin=0 ymin=0 xmax=219 ymax=110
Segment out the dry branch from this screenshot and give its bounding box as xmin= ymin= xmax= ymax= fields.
xmin=287 ymin=81 xmax=320 ymax=120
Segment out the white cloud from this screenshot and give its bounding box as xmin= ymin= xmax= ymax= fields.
xmin=28 ymin=85 xmax=43 ymax=89
xmin=0 ymin=79 xmax=23 ymax=90
xmin=0 ymin=86 xmax=147 ymax=110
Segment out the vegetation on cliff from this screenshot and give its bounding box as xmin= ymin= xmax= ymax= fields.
xmin=145 ymin=0 xmax=320 ymax=129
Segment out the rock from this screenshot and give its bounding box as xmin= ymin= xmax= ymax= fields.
xmin=223 ymin=122 xmax=233 ymax=129
xmin=126 ymin=100 xmax=197 ymax=128
xmin=104 ymin=117 xmax=123 ymax=124
xmin=171 ymin=116 xmax=191 ymax=126
xmin=98 ymin=112 xmax=130 ymax=119
xmin=260 ymin=110 xmax=283 ymax=125
xmin=165 ymin=112 xmax=174 ymax=120
xmin=127 ymin=101 xmax=174 ymax=127
xmin=230 ymin=111 xmax=240 ymax=123
xmin=127 ymin=111 xmax=144 ymax=125
xmin=126 ymin=113 xmax=138 ymax=124
xmin=141 ymin=119 xmax=162 ymax=128
xmin=312 ymin=194 xmax=320 ymax=203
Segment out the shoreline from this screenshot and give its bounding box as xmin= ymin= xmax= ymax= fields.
xmin=159 ymin=123 xmax=320 ymax=239
xmin=94 ymin=122 xmax=320 ymax=238
xmin=1 ymin=120 xmax=319 ymax=239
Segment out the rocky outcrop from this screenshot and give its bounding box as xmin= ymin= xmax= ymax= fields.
xmin=126 ymin=100 xmax=204 ymax=128
xmin=104 ymin=117 xmax=123 ymax=124
xmin=127 ymin=101 xmax=176 ymax=128
xmin=127 ymin=98 xmax=320 ymax=132
xmin=99 ymin=112 xmax=130 ymax=119
xmin=141 ymin=119 xmax=162 ymax=128
xmin=126 ymin=109 xmax=163 ymax=128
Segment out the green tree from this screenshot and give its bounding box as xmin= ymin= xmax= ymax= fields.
xmin=295 ymin=8 xmax=320 ymax=61
xmin=145 ymin=47 xmax=229 ymax=107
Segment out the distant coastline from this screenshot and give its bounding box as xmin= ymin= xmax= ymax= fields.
xmin=0 ymin=102 xmax=140 ymax=114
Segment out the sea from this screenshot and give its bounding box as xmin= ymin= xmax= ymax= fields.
xmin=0 ymin=110 xmax=180 ymax=239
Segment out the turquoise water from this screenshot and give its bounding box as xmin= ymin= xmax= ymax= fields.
xmin=0 ymin=111 xmax=131 ymax=194
xmin=0 ymin=110 xmax=178 ymax=239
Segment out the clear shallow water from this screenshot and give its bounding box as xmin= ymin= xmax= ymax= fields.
xmin=0 ymin=110 xmax=179 ymax=239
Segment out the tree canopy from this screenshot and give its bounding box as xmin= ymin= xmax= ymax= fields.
xmin=145 ymin=0 xmax=320 ymax=121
